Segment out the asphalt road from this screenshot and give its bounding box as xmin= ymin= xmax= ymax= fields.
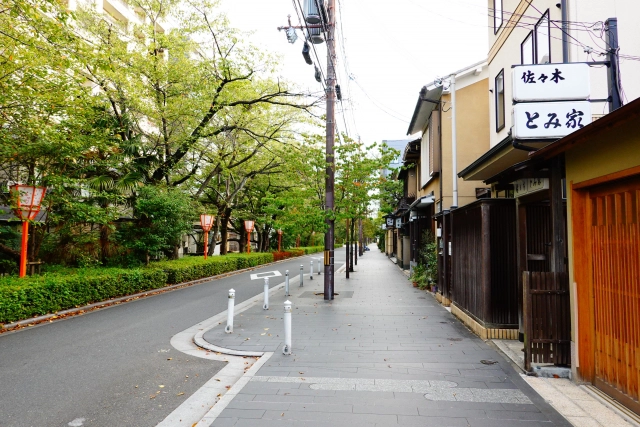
xmin=0 ymin=251 xmax=347 ymax=427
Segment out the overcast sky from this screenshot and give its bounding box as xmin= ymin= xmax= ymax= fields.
xmin=219 ymin=0 xmax=489 ymax=144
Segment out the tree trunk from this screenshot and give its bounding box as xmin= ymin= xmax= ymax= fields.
xmin=220 ymin=216 xmax=229 ymax=255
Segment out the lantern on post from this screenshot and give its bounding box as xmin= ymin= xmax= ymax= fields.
xmin=10 ymin=184 xmax=46 ymax=278
xmin=200 ymin=214 xmax=214 ymax=259
xmin=277 ymin=229 xmax=283 ymax=252
xmin=244 ymin=220 xmax=255 ymax=253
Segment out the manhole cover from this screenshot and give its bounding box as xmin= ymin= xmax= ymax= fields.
xmin=480 ymin=359 xmax=499 ymax=365
xmin=448 ymin=338 xmax=463 ymax=341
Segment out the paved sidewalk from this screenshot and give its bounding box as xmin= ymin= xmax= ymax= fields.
xmin=200 ymin=245 xmax=570 ymax=426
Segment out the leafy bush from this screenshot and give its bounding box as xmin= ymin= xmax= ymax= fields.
xmin=0 ymin=268 xmax=168 ymax=323
xmin=153 ymin=253 xmax=273 ymax=284
xmin=0 ymin=253 xmax=275 ymax=324
xmin=298 ymin=246 xmax=324 ymax=254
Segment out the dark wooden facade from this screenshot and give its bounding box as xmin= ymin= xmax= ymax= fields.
xmin=450 ymin=198 xmax=518 ymax=328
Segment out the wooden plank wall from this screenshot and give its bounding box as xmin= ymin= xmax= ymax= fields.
xmin=451 ymin=199 xmax=518 ymax=327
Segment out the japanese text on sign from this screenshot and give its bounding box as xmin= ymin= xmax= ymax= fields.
xmin=512 ymin=63 xmax=590 ymax=102
xmin=513 ymin=101 xmax=592 ymax=139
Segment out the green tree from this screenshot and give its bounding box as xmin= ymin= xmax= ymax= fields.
xmin=118 ymin=186 xmax=196 ymax=264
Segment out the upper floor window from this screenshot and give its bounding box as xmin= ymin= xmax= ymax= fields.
xmin=520 ymin=10 xmax=551 ymax=65
xmin=535 ymin=11 xmax=550 ymax=64
xmin=521 ymin=31 xmax=534 ymax=65
xmin=494 ymin=0 xmax=503 ymax=34
xmin=495 ymin=69 xmax=505 ymax=132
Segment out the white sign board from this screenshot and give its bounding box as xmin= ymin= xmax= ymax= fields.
xmin=512 ymin=63 xmax=590 ymax=102
xmin=512 ymin=178 xmax=549 ymax=198
xmin=512 ymin=101 xmax=592 ymax=140
xmin=386 ymin=217 xmax=394 ymax=228
xmin=395 ymin=218 xmax=402 ymax=228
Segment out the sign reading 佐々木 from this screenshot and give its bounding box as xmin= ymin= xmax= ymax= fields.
xmin=512 ymin=63 xmax=590 ymax=102
xmin=512 ymin=101 xmax=592 ymax=139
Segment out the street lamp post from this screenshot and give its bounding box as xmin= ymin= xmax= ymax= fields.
xmin=10 ymin=184 xmax=46 ymax=278
xmin=200 ymin=214 xmax=214 ymax=259
xmin=277 ymin=229 xmax=283 ymax=252
xmin=244 ymin=220 xmax=255 ymax=253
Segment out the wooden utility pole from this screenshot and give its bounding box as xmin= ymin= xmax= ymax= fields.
xmin=323 ymin=0 xmax=336 ymax=300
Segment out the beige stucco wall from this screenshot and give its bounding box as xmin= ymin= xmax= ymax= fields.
xmin=438 ymin=78 xmax=491 ymax=211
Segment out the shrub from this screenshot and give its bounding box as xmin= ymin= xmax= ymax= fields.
xmin=298 ymin=246 xmax=324 ymax=254
xmin=154 ymin=253 xmax=274 ymax=284
xmin=0 ymin=253 xmax=275 ymax=324
xmin=0 ymin=268 xmax=168 ymax=323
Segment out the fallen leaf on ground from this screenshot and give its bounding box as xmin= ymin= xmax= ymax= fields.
xmin=159 ymin=385 xmax=164 ymax=388
xmin=177 ymin=392 xmax=184 ymax=396
xmin=167 ymin=358 xmax=172 ymax=361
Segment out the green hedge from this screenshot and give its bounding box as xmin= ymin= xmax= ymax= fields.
xmin=297 ymin=246 xmax=324 ymax=254
xmin=0 ymin=253 xmax=275 ymax=324
xmin=155 ymin=253 xmax=274 ymax=284
xmin=0 ymin=268 xmax=168 ymax=323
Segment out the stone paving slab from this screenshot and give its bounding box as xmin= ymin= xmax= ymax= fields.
xmin=201 ymin=246 xmax=571 ymax=426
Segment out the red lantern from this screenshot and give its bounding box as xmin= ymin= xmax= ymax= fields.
xmin=10 ymin=185 xmax=47 ymax=278
xmin=200 ymin=214 xmax=214 ymax=259
xmin=244 ymin=220 xmax=255 ymax=253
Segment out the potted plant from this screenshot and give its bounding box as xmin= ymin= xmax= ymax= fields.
xmin=409 ymin=264 xmax=426 ymax=288
xmin=420 ymin=230 xmax=439 ymax=293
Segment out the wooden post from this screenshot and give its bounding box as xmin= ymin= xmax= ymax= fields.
xmin=523 ymin=271 xmax=531 ymax=371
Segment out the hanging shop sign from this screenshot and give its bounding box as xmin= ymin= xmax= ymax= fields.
xmin=512 ymin=101 xmax=592 ymax=139
xmin=512 ymin=63 xmax=590 ymax=102
xmin=385 ymin=217 xmax=394 ymax=229
xmin=395 ymin=218 xmax=402 ymax=229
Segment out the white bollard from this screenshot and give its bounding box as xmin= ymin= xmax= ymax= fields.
xmin=317 ymin=258 xmax=322 ymax=275
xmin=299 ymin=264 xmax=304 ymax=287
xmin=263 ymin=277 xmax=269 ymax=310
xmin=283 ymin=300 xmax=292 ymax=355
xmin=310 ymin=260 xmax=314 ymax=280
xmin=285 ymin=270 xmax=290 ymax=296
xmin=225 ymin=288 xmax=235 ymax=333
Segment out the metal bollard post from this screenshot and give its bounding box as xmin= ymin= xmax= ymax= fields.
xmin=285 ymin=270 xmax=290 ymax=296
xmin=283 ymin=300 xmax=292 ymax=355
xmin=310 ymin=260 xmax=314 ymax=280
xmin=299 ymin=264 xmax=304 ymax=287
xmin=225 ymin=288 xmax=235 ymax=333
xmin=263 ymin=277 xmax=269 ymax=310
xmin=317 ymin=258 xmax=322 ymax=275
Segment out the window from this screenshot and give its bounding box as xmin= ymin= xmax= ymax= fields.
xmin=535 ymin=11 xmax=551 ymax=64
xmin=495 ymin=69 xmax=505 ymax=132
xmin=521 ymin=31 xmax=534 ymax=65
xmin=493 ymin=0 xmax=503 ymax=33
